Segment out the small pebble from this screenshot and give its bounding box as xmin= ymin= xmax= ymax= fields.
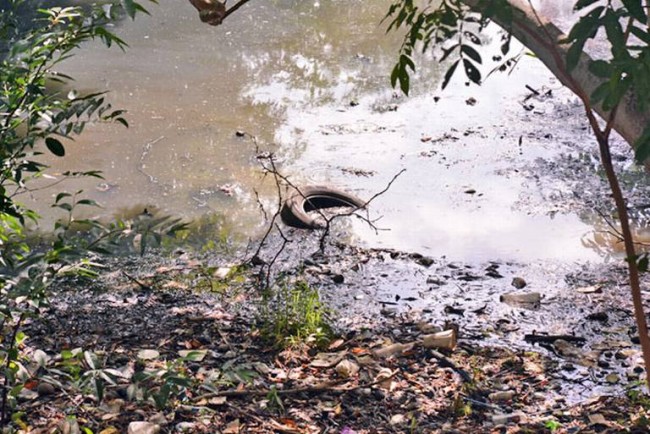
xmin=605 ymin=373 xmax=619 ymax=384
xmin=511 ymin=277 xmax=527 ymax=289
xmin=37 ymin=382 xmax=55 ymax=397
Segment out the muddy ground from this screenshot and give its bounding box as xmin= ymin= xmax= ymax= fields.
xmin=11 ymin=228 xmax=650 ymax=433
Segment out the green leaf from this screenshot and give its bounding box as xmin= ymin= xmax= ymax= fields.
xmin=179 ymin=349 xmax=208 ymax=361
xmin=638 ymin=255 xmax=649 ymax=272
xmin=121 ymin=0 xmax=138 ymax=19
xmin=390 ymin=63 xmax=400 ymax=88
xmin=462 ymin=59 xmax=482 ymax=84
xmin=45 ymin=137 xmax=65 ymax=157
xmin=630 ymin=25 xmax=650 ymax=44
xmin=621 ymin=0 xmax=647 ymax=22
xmin=400 ymin=54 xmax=415 ymax=72
xmin=634 ymin=124 xmax=650 ymax=163
xmin=567 ymin=7 xmax=604 ymax=42
xmin=463 ymin=31 xmax=481 ymax=45
xmin=399 ymin=68 xmax=410 ymax=95
xmin=441 ymin=59 xmax=460 ymax=90
xmin=55 ymin=193 xmax=72 ymax=204
xmin=566 ymin=40 xmax=586 ymax=72
xmin=588 ymin=60 xmax=612 ymax=78
xmin=500 ymin=35 xmax=511 ymax=55
xmin=603 ymin=10 xmax=626 ymax=58
xmin=461 ymin=44 xmax=482 ymax=64
xmin=574 ymin=0 xmax=600 ymax=10
xmin=590 ymin=81 xmax=610 ymax=104
xmin=76 ymin=199 xmax=99 ymax=207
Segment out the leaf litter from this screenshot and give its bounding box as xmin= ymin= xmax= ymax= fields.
xmin=14 ymin=242 xmax=650 ymax=433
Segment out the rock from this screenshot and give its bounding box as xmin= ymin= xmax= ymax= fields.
xmin=532 ymin=392 xmax=546 ymax=401
xmin=332 ymin=274 xmax=344 ymax=284
xmin=605 ymin=373 xmax=619 ymax=384
xmin=127 ymin=422 xmax=160 ymax=434
xmin=417 ymin=257 xmax=434 ymax=267
xmin=335 ymin=359 xmax=360 ymax=378
xmin=380 ymin=307 xmax=398 ymax=317
xmin=489 ymin=390 xmax=515 ymax=402
xmin=148 ymin=413 xmax=167 ymax=425
xmin=390 ymin=414 xmax=406 ymax=425
xmin=511 ymin=277 xmax=527 ymax=289
xmin=426 ymin=276 xmax=445 ymax=285
xmin=37 ymin=382 xmax=56 ymax=397
xmin=235 ymin=130 xmax=245 ymax=137
xmin=615 ymin=349 xmax=637 ymax=360
xmin=492 ymin=411 xmax=526 ymax=425
xmin=175 ymin=422 xmax=195 ymax=432
xmin=554 ymin=340 xmax=580 ymax=358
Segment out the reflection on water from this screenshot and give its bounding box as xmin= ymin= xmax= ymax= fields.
xmin=32 ymin=0 xmax=614 ymax=261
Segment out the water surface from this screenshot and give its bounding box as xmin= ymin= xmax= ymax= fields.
xmin=35 ymin=0 xmax=617 ymax=262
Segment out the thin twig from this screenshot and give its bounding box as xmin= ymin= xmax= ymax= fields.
xmin=194 ymin=369 xmax=399 ymax=402
xmin=122 ymin=271 xmax=153 ymax=291
xmin=319 ymin=169 xmax=406 ymax=250
xmin=223 ymin=0 xmax=252 ymax=20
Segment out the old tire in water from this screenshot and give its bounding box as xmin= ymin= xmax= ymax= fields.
xmin=280 ymin=185 xmax=365 ymax=229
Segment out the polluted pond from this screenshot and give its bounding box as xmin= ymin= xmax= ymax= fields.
xmin=10 ymin=0 xmax=650 ymax=432
xmin=14 ymin=51 xmax=650 ymax=434
xmin=16 ymin=52 xmax=650 ymax=434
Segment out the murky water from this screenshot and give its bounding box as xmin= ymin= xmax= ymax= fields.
xmin=32 ymin=0 xmax=625 ymax=262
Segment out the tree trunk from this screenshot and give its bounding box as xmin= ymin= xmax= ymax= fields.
xmin=461 ymin=0 xmax=650 ymax=153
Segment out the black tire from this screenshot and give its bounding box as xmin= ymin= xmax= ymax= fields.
xmin=280 ymin=185 xmax=366 ymax=229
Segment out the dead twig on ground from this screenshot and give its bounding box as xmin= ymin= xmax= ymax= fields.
xmin=195 ymin=370 xmax=400 ymax=402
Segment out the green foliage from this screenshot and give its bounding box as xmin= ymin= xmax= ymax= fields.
xmin=544 ymin=419 xmax=562 ymax=432
xmin=265 ymin=385 xmax=285 ymax=415
xmin=259 ymin=279 xmax=333 ymax=349
xmin=384 ymin=0 xmax=650 ymax=159
xmin=0 ymin=0 xmax=155 ymax=425
xmin=189 ymin=263 xmax=249 ymax=294
xmin=131 ymin=358 xmax=193 ymax=410
xmin=385 ymin=0 xmax=515 ymax=93
xmin=565 ymin=0 xmax=650 ymax=141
